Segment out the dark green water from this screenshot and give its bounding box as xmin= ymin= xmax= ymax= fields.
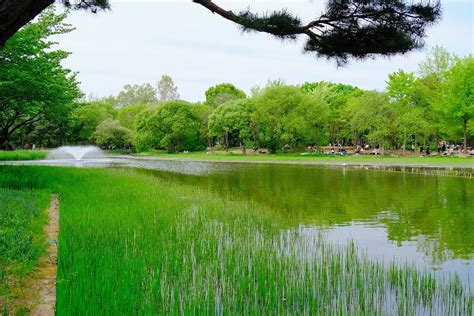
xmin=132 ymin=161 xmax=474 ymax=284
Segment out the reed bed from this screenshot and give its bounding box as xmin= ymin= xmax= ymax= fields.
xmin=0 ymin=166 xmax=472 ymax=314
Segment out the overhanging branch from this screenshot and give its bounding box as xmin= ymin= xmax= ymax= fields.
xmin=193 ymin=0 xmax=441 ymax=64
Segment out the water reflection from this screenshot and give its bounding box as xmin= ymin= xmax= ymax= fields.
xmin=135 ymin=162 xmax=473 ymax=286
xmin=144 ymin=164 xmax=474 ymax=263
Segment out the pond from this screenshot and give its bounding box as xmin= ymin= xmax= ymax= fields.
xmin=131 ymin=160 xmax=474 ymax=284
xmin=4 ymin=156 xmax=474 ymax=286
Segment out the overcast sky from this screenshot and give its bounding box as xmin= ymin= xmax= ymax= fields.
xmin=56 ymin=0 xmax=473 ymax=102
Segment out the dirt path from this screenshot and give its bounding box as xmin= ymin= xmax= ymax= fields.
xmin=30 ymin=195 xmax=59 ymax=315
xmin=12 ymin=195 xmax=59 ymax=315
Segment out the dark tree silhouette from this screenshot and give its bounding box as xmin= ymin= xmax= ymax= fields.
xmin=0 ymin=0 xmax=54 ymax=47
xmin=1 ymin=0 xmax=441 ymax=64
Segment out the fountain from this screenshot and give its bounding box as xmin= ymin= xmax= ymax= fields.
xmin=47 ymin=146 xmax=104 ymax=162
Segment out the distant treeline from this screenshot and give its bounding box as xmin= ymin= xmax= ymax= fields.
xmin=34 ymin=47 xmax=474 ymax=154
xmin=1 ymin=8 xmax=472 ymax=154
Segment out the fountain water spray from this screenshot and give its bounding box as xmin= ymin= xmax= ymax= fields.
xmin=47 ymin=146 xmax=104 ymax=161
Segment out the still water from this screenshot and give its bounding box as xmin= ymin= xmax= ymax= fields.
xmin=124 ymin=159 xmax=474 ymax=286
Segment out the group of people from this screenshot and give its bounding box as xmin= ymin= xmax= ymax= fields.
xmin=327 ymin=143 xmax=348 ymax=156
xmin=417 ymin=142 xmax=472 ymax=156
xmin=325 ymin=141 xmax=473 ymax=157
xmin=354 ymin=144 xmax=381 ymax=155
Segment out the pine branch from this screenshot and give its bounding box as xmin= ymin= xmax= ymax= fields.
xmin=193 ymin=0 xmax=441 ymax=65
xmin=0 ymin=0 xmax=442 ymax=63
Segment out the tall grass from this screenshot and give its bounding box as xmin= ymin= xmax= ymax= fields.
xmin=0 ymin=150 xmax=48 ymax=161
xmin=0 ymin=166 xmax=472 ymax=314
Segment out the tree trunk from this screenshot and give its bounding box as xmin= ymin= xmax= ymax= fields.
xmin=208 ymin=136 xmax=214 ymax=152
xmin=0 ymin=0 xmax=54 ymax=47
xmin=414 ymin=133 xmax=417 ymax=155
xmin=463 ymin=118 xmax=468 ymax=155
xmin=402 ymin=132 xmax=406 ymax=156
xmin=0 ymin=127 xmax=11 ymax=149
xmin=239 ymin=140 xmax=246 ymax=155
xmin=222 ymin=132 xmax=228 ymax=151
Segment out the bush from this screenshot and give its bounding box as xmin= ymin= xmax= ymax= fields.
xmin=93 ymin=119 xmax=133 ymax=149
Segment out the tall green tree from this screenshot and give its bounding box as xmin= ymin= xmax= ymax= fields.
xmin=116 ymin=104 xmax=149 ymax=130
xmin=115 ymin=83 xmax=157 ymax=107
xmin=208 ymin=99 xmax=253 ymax=154
xmin=345 ymin=91 xmax=394 ymax=150
xmin=302 ymin=82 xmax=360 ymax=144
xmin=0 ymin=9 xmax=80 ymax=148
xmin=416 ymin=46 xmax=458 ymax=145
xmin=419 ymin=46 xmax=455 ymax=79
xmin=436 ymin=56 xmax=474 ymax=153
xmin=254 ymin=85 xmax=329 ymax=152
xmin=205 ymin=83 xmax=246 ymax=108
xmin=135 ymin=101 xmax=204 ymax=152
xmin=93 ymin=119 xmax=133 ymax=149
xmin=387 ymin=70 xmax=417 ymax=106
xmin=70 ymin=100 xmax=116 ymax=143
xmin=387 ymin=70 xmax=427 ymax=153
xmin=157 ymin=75 xmax=180 ymax=102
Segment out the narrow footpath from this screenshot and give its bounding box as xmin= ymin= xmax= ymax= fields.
xmin=31 ymin=195 xmax=59 ymax=315
xmin=13 ymin=195 xmax=59 ymax=315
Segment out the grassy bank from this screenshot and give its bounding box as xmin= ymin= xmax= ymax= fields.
xmin=132 ymin=151 xmax=474 ymax=166
xmin=0 ymin=166 xmax=472 ymax=314
xmin=0 ymin=188 xmax=49 ymax=313
xmin=0 ymin=150 xmax=48 ymax=161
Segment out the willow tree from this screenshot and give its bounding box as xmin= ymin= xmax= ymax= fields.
xmin=1 ymin=0 xmax=441 ymax=64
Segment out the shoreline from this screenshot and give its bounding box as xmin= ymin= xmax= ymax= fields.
xmin=113 ymin=154 xmax=474 ymax=170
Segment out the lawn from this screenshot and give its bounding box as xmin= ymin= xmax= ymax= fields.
xmin=0 ymin=166 xmax=472 ymax=314
xmin=0 ymin=150 xmax=48 ymax=161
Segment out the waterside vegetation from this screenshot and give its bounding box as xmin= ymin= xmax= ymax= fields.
xmin=0 ymin=166 xmax=472 ymax=314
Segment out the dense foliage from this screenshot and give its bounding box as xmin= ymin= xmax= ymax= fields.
xmin=135 ymin=101 xmax=206 ymax=153
xmin=205 ymin=83 xmax=246 ymax=108
xmin=0 ymin=11 xmax=471 ymax=154
xmin=128 ymin=48 xmax=472 ymax=154
xmin=0 ymin=9 xmax=81 ymax=149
